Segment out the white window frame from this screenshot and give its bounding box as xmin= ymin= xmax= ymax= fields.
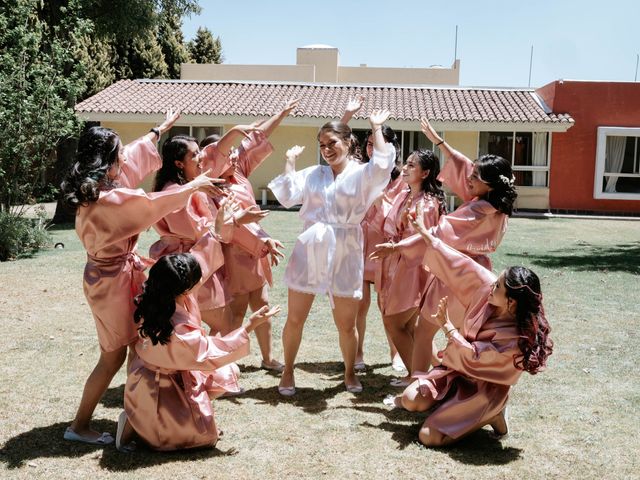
xmin=479 ymin=131 xmax=550 ymax=188
xmin=594 ymin=126 xmax=640 ymax=200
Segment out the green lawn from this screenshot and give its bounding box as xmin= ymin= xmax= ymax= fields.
xmin=0 ymin=213 xmax=638 ymax=479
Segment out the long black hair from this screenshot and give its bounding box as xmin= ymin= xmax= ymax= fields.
xmin=362 ymin=125 xmax=401 ymax=180
xmin=154 ymin=135 xmax=197 ymax=192
xmin=411 ymin=149 xmax=447 ymax=215
xmin=476 ymin=154 xmax=518 ymax=216
xmin=504 ymin=266 xmax=553 ymax=374
xmin=134 ymin=253 xmax=202 ymax=345
xmin=61 ymin=126 xmax=121 ymax=207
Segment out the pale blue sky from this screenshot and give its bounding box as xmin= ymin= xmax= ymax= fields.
xmin=182 ymin=0 xmax=640 ymax=88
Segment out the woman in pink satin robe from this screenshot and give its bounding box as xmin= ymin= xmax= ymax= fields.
xmin=117 ymin=230 xmax=281 ymax=452
xmin=198 ymin=100 xmax=298 ymax=372
xmin=393 ymin=219 xmax=552 ymax=447
xmin=376 ymin=150 xmax=446 ymax=385
xmin=357 ymin=126 xmax=406 ymax=371
xmin=149 ymin=135 xmax=267 ymax=335
xmin=60 ymin=114 xmax=222 ymax=445
xmin=372 ymin=117 xmax=518 ymax=374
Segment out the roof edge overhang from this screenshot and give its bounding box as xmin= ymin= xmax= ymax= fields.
xmin=76 ymin=111 xmax=574 ymax=132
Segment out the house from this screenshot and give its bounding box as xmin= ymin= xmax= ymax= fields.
xmin=75 ymin=45 xmax=579 ymax=211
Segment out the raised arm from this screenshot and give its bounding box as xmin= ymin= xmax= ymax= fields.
xmin=267 ymin=147 xmax=314 ymax=209
xmin=340 ymin=95 xmax=365 ymax=124
xmin=420 ymin=117 xmax=475 ymax=201
xmin=259 ymin=98 xmax=300 ymax=138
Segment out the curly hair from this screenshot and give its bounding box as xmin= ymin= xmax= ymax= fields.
xmin=476 ymin=154 xmax=518 ymax=216
xmin=361 ymin=125 xmax=401 ymax=180
xmin=61 ymin=127 xmax=121 ymax=207
xmin=504 ymin=266 xmax=553 ymax=374
xmin=134 ymin=253 xmax=202 ymax=346
xmin=410 ymin=149 xmax=447 ymax=216
xmin=154 ymin=135 xmax=198 ymax=192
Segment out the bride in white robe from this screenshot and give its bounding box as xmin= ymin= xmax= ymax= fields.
xmin=268 ymin=110 xmax=395 ymax=394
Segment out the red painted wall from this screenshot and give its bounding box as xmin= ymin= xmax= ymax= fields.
xmin=536 ymin=80 xmax=640 ymax=213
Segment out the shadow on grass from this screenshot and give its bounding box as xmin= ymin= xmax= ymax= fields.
xmin=353 ymin=405 xmax=522 ymax=464
xmin=231 ymin=362 xmax=395 ymax=414
xmin=100 ymin=384 xmax=125 ymax=409
xmin=507 ymin=242 xmax=640 ymax=274
xmin=0 ymin=420 xmax=237 ymax=471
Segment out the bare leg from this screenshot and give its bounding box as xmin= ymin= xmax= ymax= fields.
xmin=248 ymin=284 xmax=281 ymax=366
xmin=201 ymin=306 xmax=231 ymax=335
xmin=229 ymin=292 xmax=250 ymax=331
xmin=279 ymin=289 xmax=315 ymax=389
xmin=411 ymin=315 xmax=440 ymax=373
xmin=355 ymin=281 xmax=371 ymax=366
xmin=418 ymin=425 xmax=456 ymax=447
xmin=69 ymin=346 xmax=127 ymax=439
xmin=382 ymin=308 xmax=418 ymax=379
xmin=331 ymin=296 xmax=361 ymax=390
xmin=400 ymin=379 xmax=435 ymax=411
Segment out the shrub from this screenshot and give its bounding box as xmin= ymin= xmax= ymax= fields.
xmin=0 ymin=207 xmax=51 ymax=261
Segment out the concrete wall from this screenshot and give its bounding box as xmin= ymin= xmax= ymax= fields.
xmin=338 ymin=60 xmax=459 ymax=86
xmin=537 ymin=80 xmax=640 ymax=213
xmin=180 ymin=63 xmax=315 ymax=82
xmin=296 ymin=47 xmax=339 ymax=83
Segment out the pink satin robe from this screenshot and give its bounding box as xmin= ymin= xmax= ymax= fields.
xmin=268 ymin=144 xmax=396 ymax=301
xmin=361 ymin=176 xmax=405 ymax=284
xmin=77 ymin=136 xmax=194 ymax=352
xmin=150 ymin=186 xmax=230 ymax=310
xmin=202 ymin=132 xmax=274 ymax=297
xmin=375 ymin=191 xmax=441 ymax=315
xmin=415 ymin=239 xmax=523 ymax=440
xmin=125 ymin=232 xmax=250 ymax=451
xmin=396 ymin=148 xmax=508 ymax=325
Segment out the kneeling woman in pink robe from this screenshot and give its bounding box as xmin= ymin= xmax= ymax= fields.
xmin=60 ymin=112 xmax=221 ymax=445
xmin=393 ymin=211 xmax=552 ymax=447
xmin=118 ymin=231 xmax=281 ymax=452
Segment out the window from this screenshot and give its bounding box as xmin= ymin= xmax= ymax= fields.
xmin=479 ymin=131 xmax=549 ymax=187
xmin=594 ymin=127 xmax=640 ymax=199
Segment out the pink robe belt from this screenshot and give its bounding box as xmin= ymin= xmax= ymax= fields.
xmin=84 ymin=251 xmax=152 ymax=286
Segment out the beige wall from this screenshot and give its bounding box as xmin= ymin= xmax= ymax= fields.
xmin=296 ymin=48 xmax=339 ymax=82
xmin=102 ymin=121 xmax=158 ymax=191
xmin=338 ymin=62 xmax=459 ymax=86
xmin=514 ymin=187 xmax=550 ymax=210
xmin=181 ymin=48 xmax=459 ymax=86
xmin=443 ymin=131 xmax=478 ymax=161
xmin=180 ymin=63 xmax=315 ymax=82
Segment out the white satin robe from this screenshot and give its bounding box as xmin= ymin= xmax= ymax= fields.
xmin=268 ymin=145 xmax=396 ymax=302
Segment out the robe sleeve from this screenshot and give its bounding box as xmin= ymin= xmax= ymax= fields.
xmin=437 ymin=148 xmax=475 ymax=201
xmin=423 ymin=238 xmax=496 ymax=309
xmin=236 ymin=130 xmax=274 ymax=178
xmin=268 ymin=166 xmax=316 ymax=209
xmin=362 ymin=144 xmax=396 ymax=206
xmin=189 ymin=231 xmax=226 ymax=286
xmin=200 ymin=142 xmax=231 ymax=178
xmin=433 ymin=201 xmax=507 ymax=256
xmin=118 ymin=136 xmax=161 ymax=188
xmin=87 ymin=186 xmax=193 ymax=252
xmin=230 ymin=223 xmax=269 ymax=257
xmin=441 ymin=331 xmax=523 ymax=385
xmin=148 ymin=325 xmax=251 ymax=372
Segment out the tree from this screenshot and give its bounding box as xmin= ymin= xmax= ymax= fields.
xmin=158 ymin=10 xmax=192 ymax=78
xmin=188 ymin=27 xmax=223 ymax=64
xmin=0 ymin=0 xmax=88 ymax=257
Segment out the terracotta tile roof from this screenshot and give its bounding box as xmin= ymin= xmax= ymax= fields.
xmin=75 ymin=79 xmax=574 ymax=125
